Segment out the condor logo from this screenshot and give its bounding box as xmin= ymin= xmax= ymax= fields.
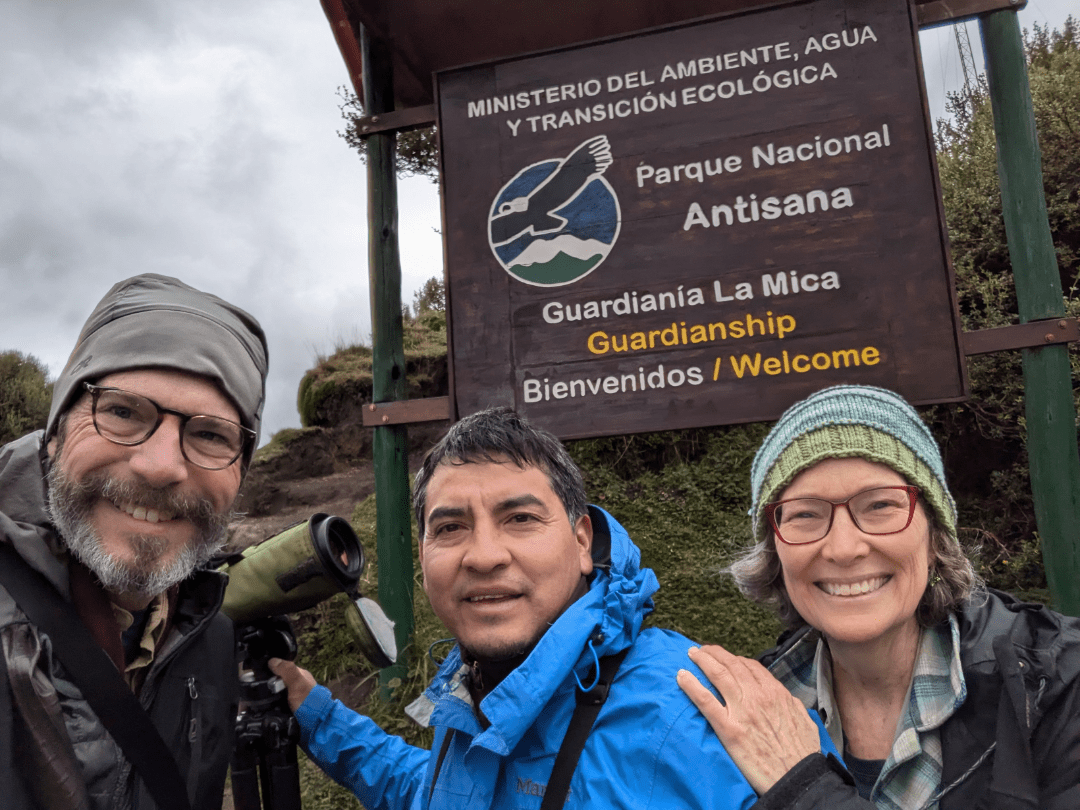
xmin=488 ymin=135 xmax=621 ymax=287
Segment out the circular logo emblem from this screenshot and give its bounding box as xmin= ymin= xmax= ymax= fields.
xmin=488 ymin=135 xmax=621 ymax=287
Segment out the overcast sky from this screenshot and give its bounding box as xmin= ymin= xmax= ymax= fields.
xmin=1 ymin=0 xmax=1072 ymax=444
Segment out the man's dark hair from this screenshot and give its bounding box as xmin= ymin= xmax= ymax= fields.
xmin=412 ymin=407 xmax=587 ymax=537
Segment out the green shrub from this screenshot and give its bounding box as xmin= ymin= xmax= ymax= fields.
xmin=0 ymin=351 xmax=52 ymax=446
xmin=298 ymin=299 xmax=448 ymax=429
xmin=925 ymin=18 xmax=1080 ymax=596
xmin=297 ymin=346 xmax=374 ymax=428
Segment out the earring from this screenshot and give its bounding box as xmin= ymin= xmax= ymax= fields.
xmin=928 ymin=568 xmax=942 ymax=588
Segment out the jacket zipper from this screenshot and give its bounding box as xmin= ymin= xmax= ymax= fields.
xmin=186 ymin=676 xmax=202 ymax=799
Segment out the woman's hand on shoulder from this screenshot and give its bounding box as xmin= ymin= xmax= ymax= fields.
xmin=677 ymin=644 xmax=821 ymax=796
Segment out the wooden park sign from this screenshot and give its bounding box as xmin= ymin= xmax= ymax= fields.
xmin=436 ymin=0 xmax=966 ymax=439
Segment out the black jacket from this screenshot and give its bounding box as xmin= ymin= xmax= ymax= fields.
xmin=0 ymin=432 xmax=238 ymax=810
xmin=753 ymin=589 xmax=1080 ymax=809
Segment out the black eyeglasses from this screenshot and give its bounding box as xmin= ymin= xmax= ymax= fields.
xmin=84 ymin=382 xmax=254 ymax=470
xmin=765 ymin=485 xmax=921 ymax=545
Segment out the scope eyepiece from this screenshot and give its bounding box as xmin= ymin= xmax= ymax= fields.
xmin=219 ymin=513 xmax=365 ymax=624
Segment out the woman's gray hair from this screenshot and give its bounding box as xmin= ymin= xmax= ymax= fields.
xmin=729 ymin=509 xmax=983 ymax=629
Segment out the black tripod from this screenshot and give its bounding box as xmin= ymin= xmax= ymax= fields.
xmin=231 ymin=618 xmax=303 ymax=810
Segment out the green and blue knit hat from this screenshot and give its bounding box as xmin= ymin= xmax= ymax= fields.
xmin=750 ymin=385 xmax=957 ymax=542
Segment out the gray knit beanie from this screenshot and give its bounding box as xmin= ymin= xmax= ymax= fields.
xmin=750 ymin=385 xmax=957 ymax=542
xmin=47 ymin=274 xmax=269 ymax=463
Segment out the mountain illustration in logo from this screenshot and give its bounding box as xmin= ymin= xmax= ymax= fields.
xmin=488 ymin=135 xmax=621 ymax=287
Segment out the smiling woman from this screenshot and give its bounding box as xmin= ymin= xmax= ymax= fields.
xmin=678 ymin=385 xmax=1080 ymax=809
xmin=770 ymin=458 xmax=933 ymax=654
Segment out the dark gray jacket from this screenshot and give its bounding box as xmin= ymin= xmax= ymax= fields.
xmin=0 ymin=432 xmax=237 ymax=810
xmin=754 ymin=589 xmax=1080 ymax=809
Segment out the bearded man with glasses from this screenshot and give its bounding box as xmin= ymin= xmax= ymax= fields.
xmin=0 ymin=274 xmax=268 ymax=810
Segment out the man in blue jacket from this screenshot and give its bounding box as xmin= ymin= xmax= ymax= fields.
xmin=270 ymin=407 xmax=834 ymax=809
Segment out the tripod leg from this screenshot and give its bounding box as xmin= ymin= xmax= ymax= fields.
xmin=231 ymin=745 xmax=265 ymax=810
xmin=263 ymin=738 xmax=302 ymax=810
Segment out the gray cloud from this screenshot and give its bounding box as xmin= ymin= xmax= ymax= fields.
xmin=1 ymin=0 xmax=441 ymax=442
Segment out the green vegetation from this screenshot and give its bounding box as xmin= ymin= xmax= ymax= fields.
xmin=401 ymin=309 xmax=447 ymax=357
xmin=251 ymin=427 xmax=324 ymax=466
xmin=0 ymin=350 xmax=52 ymax=446
xmin=337 ymin=89 xmax=439 ymax=182
xmin=411 ymin=276 xmax=446 ymax=315
xmin=297 ymin=345 xmax=374 ymax=428
xmin=568 ymin=425 xmax=783 ymax=652
xmin=296 ymin=280 xmax=448 ymax=428
xmin=926 ymin=18 xmax=1079 ymax=599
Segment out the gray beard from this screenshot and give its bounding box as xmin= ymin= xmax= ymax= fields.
xmin=46 ymin=464 xmax=231 ymax=601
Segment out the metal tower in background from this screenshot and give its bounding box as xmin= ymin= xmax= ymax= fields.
xmin=955 ymin=21 xmax=980 ymax=93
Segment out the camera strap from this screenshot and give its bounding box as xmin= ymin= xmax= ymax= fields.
xmin=425 ymin=647 xmax=629 ymax=809
xmin=539 ymin=647 xmax=629 ymax=810
xmin=0 ymin=542 xmax=192 ymax=810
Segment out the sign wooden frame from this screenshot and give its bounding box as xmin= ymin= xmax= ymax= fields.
xmin=436 ymin=0 xmax=967 ymax=439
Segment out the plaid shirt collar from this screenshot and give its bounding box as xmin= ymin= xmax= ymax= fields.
xmin=768 ymin=614 xmax=966 ymax=810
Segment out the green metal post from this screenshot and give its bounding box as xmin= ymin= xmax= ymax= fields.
xmin=361 ymin=25 xmax=415 ymax=690
xmin=980 ymin=10 xmax=1080 ymax=614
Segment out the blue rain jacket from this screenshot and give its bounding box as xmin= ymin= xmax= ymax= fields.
xmin=295 ymin=506 xmax=834 ymax=809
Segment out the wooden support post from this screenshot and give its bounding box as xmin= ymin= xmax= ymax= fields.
xmin=362 ymin=24 xmax=415 ymax=691
xmin=980 ymin=9 xmax=1080 ymax=614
